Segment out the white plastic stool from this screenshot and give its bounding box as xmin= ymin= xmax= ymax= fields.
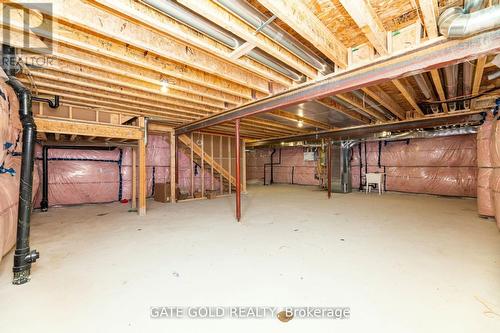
xmin=365 ymin=173 xmax=384 ymax=195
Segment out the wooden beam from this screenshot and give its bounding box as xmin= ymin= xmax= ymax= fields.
xmin=392 ymin=79 xmax=425 ymax=117
xmin=170 ymin=132 xmax=176 ymax=204
xmin=429 ymin=69 xmax=449 ymax=113
xmin=338 ymin=0 xmax=388 ymax=55
xmin=471 ymin=56 xmax=487 ymax=110
xmin=417 ymin=0 xmax=439 ymax=39
xmin=269 ymin=110 xmax=331 ymax=130
xmin=35 ymin=116 xmax=143 ymax=140
xmin=1 ymin=13 xmax=261 ymax=100
xmin=138 ymin=136 xmax=147 ymax=216
xmin=361 ymin=87 xmax=406 ymax=119
xmin=93 ymin=0 xmax=295 ymax=86
xmin=11 ymin=0 xmax=273 ymax=93
xmin=337 ymin=93 xmax=387 ymax=121
xmin=150 ymin=0 xmax=318 ymax=79
xmin=21 ymin=48 xmax=247 ymax=105
xmin=22 ymin=75 xmax=219 ymax=118
xmin=256 ymin=0 xmax=347 ymax=68
xmin=27 ymin=64 xmax=228 ymax=110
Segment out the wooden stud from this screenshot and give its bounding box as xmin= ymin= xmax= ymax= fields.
xmin=471 ymin=56 xmax=487 ymax=110
xmin=170 ymin=131 xmax=176 ymax=204
xmin=190 ymin=132 xmax=194 ymax=197
xmin=201 ymin=134 xmax=205 ymax=198
xmin=211 ymin=136 xmax=214 ymax=191
xmin=132 ymin=147 xmax=137 ymax=210
xmin=339 ymin=0 xmax=388 ymax=55
xmin=392 ymin=79 xmax=425 ymax=116
xmin=361 ymin=87 xmax=406 ymax=119
xmin=219 ymin=135 xmax=223 ymax=195
xmin=417 ymin=0 xmax=439 ymax=39
xmin=138 ymin=117 xmax=147 ymax=216
xmin=255 ymin=0 xmax=348 ymax=68
xmin=429 ymin=69 xmax=449 ymax=113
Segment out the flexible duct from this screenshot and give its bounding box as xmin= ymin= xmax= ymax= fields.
xmin=444 ymin=65 xmax=458 ymax=111
xmin=463 ymin=61 xmax=474 ymax=109
xmin=214 ymin=0 xmax=333 ymax=74
xmin=142 ymin=0 xmax=304 ymax=82
xmin=438 ymin=1 xmax=500 ymax=38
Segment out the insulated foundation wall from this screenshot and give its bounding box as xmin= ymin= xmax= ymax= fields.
xmin=350 ymin=135 xmax=477 ymax=197
xmin=246 ymin=147 xmax=318 ymax=185
xmin=0 ymin=80 xmax=39 ymax=260
xmin=35 ymin=133 xmax=226 ymax=207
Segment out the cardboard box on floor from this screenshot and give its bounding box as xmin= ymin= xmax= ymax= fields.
xmin=154 ymin=183 xmax=171 ymax=203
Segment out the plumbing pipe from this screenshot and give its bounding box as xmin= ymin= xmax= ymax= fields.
xmin=40 ymin=146 xmax=48 ymax=212
xmin=142 ymin=0 xmax=304 ymax=81
xmin=438 ymin=1 xmax=500 ymax=38
xmin=215 ymin=0 xmax=332 ymax=74
xmin=32 ymin=95 xmax=60 ymax=109
xmin=235 ymin=119 xmax=241 ymax=222
xmin=2 ymin=45 xmax=40 ymax=284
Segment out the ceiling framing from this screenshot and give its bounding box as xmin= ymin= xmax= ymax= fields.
xmin=1 ymin=0 xmax=498 ymax=142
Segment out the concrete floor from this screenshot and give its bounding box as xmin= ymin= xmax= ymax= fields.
xmin=0 ymin=185 xmax=499 ymax=332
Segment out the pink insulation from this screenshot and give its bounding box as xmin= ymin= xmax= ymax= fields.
xmin=246 ymin=147 xmax=318 ymax=185
xmin=378 ymin=136 xmax=476 ymax=167
xmin=491 ymin=118 xmax=500 ymax=168
xmin=351 ymin=135 xmax=477 ymax=197
xmin=39 ymin=160 xmax=120 ymax=206
xmin=491 ymin=169 xmax=500 ymax=229
xmin=477 ymin=116 xmax=494 ymax=167
xmin=1 ymin=79 xmax=38 ymax=260
xmin=477 ymin=168 xmax=494 ymax=216
xmin=34 ymin=147 xmax=122 ymax=207
xmin=0 ymin=156 xmax=40 ymax=257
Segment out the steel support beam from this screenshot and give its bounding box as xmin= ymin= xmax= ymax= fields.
xmin=175 ymin=30 xmax=499 ymax=135
xmin=246 ymin=111 xmax=484 ymax=147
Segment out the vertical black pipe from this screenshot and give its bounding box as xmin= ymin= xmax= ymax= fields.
xmin=8 ymin=78 xmax=39 ymax=285
xmin=40 ymin=146 xmax=49 ymax=212
xmin=3 ymin=45 xmax=39 ymax=284
xmin=270 ymin=148 xmax=275 ymax=185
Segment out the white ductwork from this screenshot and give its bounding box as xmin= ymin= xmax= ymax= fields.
xmin=443 ymin=65 xmax=459 ymax=111
xmin=438 ymin=0 xmax=500 ymax=38
xmin=414 ymin=74 xmax=440 ymax=113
